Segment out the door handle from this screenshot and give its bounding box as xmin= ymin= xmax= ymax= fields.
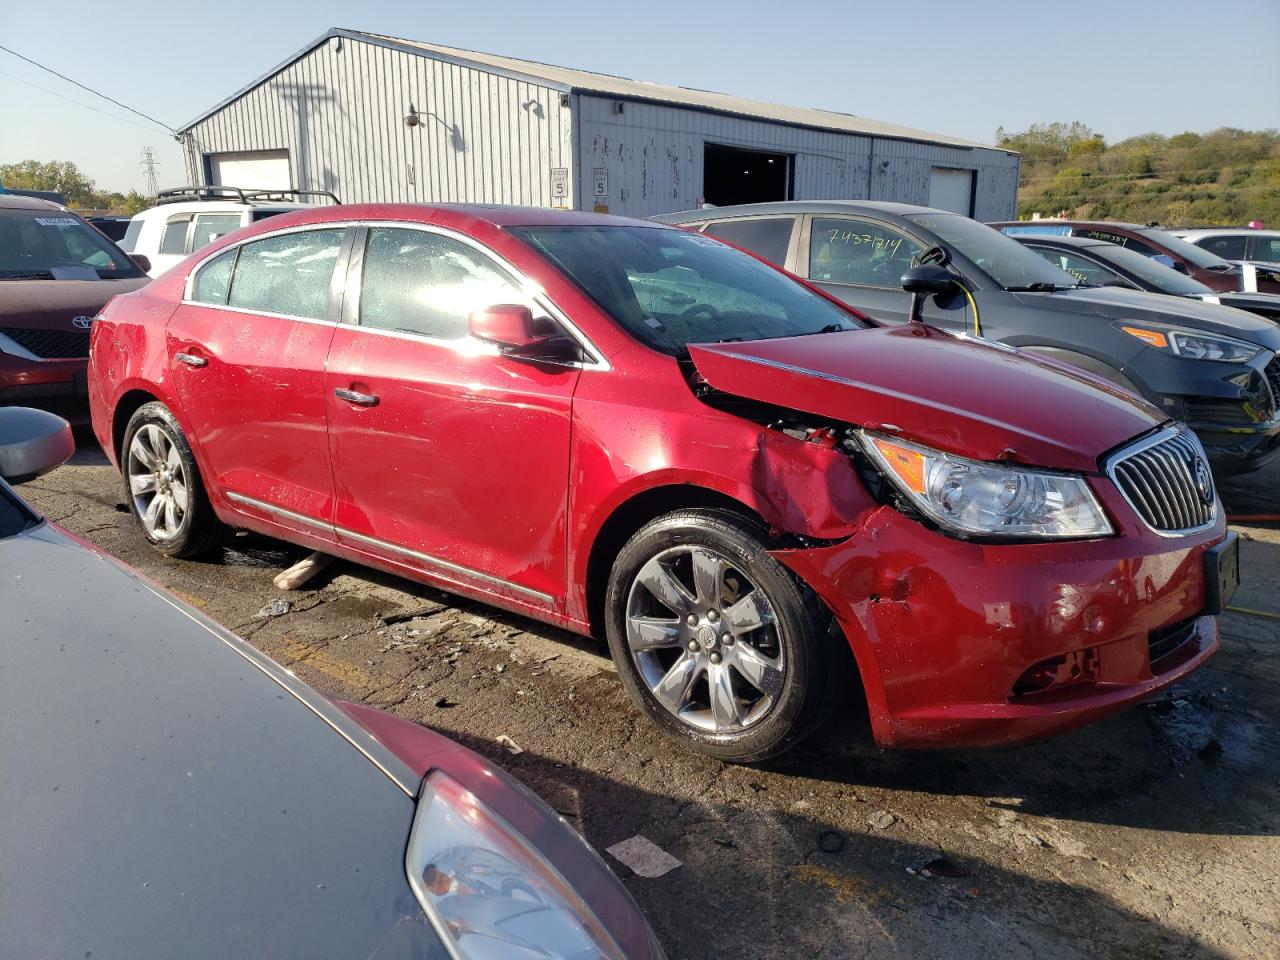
xmin=174 ymin=352 xmax=208 ymax=368
xmin=334 ymin=387 xmax=379 ymax=407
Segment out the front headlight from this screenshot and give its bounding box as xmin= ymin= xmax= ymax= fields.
xmin=862 ymin=433 xmax=1113 ymax=539
xmin=1119 ymin=325 xmax=1262 ymax=363
xmin=406 ymin=772 xmax=626 ymax=960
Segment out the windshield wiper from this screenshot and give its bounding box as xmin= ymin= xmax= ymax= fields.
xmin=0 ymin=271 xmax=57 ymax=280
xmin=1005 ymin=282 xmax=1070 ymax=292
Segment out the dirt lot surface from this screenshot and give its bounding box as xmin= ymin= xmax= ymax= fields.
xmin=20 ymin=434 xmax=1280 ymax=960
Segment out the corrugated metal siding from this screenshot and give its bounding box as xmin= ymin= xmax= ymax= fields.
xmin=574 ymin=94 xmax=1018 ymax=220
xmin=182 ymin=37 xmax=1017 ymax=219
xmin=182 ymin=36 xmax=574 ymax=207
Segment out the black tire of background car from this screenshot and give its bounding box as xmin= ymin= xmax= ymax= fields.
xmin=121 ymin=402 xmax=230 ymax=559
xmin=604 ymin=508 xmax=847 ymax=763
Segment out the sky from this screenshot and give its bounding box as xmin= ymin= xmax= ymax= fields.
xmin=1 ymin=0 xmax=1278 ymax=194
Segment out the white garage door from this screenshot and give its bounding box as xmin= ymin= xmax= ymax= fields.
xmin=208 ymin=150 xmax=292 ymax=191
xmin=928 ymin=168 xmax=975 ymax=215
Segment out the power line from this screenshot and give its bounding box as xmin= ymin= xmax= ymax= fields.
xmin=0 ymin=42 xmax=177 ymax=136
xmin=0 ymin=69 xmax=172 ymax=136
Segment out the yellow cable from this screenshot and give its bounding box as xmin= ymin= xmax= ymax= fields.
xmin=958 ymin=283 xmax=981 ymax=337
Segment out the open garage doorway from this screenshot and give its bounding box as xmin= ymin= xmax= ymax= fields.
xmin=703 ymin=143 xmax=792 ymax=207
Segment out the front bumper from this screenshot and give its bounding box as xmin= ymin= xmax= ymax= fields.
xmin=0 ymin=352 xmax=90 ymax=423
xmin=1187 ymin=417 xmax=1280 ymax=477
xmin=774 ymin=483 xmax=1225 ymax=750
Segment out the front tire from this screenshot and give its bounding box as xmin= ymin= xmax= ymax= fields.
xmin=604 ymin=508 xmax=841 ymax=763
xmin=121 ymin=401 xmax=228 ymax=559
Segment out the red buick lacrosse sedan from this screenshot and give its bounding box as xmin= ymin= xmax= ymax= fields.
xmin=88 ymin=204 xmax=1236 ymax=761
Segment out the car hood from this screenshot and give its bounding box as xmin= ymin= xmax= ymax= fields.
xmin=1040 ymin=286 xmax=1280 ymax=348
xmin=0 ymin=276 xmax=148 ymax=331
xmin=0 ymin=522 xmax=441 ymax=959
xmin=688 ymin=325 xmax=1164 ymax=473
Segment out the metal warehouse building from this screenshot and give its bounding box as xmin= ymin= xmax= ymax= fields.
xmin=178 ymin=28 xmax=1019 ymax=220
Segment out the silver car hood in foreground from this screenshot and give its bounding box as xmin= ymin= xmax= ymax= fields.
xmin=0 ymin=521 xmax=444 ymax=959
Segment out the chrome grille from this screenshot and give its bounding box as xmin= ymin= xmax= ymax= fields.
xmin=1107 ymin=428 xmax=1216 ymax=534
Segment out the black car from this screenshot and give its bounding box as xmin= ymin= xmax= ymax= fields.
xmin=654 ymin=201 xmax=1280 ymax=477
xmin=1013 ymin=233 xmax=1280 ymax=324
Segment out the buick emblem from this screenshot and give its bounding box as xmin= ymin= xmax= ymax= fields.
xmin=71 ymin=316 xmax=94 ymax=329
xmin=1192 ymin=457 xmax=1213 ymax=504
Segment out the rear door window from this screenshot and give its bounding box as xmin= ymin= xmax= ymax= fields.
xmin=1199 ymin=235 xmax=1247 ymax=260
xmin=701 ymin=217 xmax=795 ymax=266
xmin=809 ymin=218 xmax=924 ymax=287
xmin=190 ymin=214 xmax=243 ymax=252
xmin=227 ymin=229 xmax=345 ymax=320
xmin=159 ymin=216 xmax=192 ymax=255
xmin=1249 ymin=236 xmax=1280 ymax=262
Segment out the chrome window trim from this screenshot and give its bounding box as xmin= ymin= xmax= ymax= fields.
xmin=225 ymin=491 xmax=555 ymax=606
xmin=182 ymin=219 xmax=611 ymax=371
xmin=1104 ymin=425 xmax=1219 ymax=538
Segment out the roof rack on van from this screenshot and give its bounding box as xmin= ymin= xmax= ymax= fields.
xmin=154 ymin=186 xmax=342 ymax=205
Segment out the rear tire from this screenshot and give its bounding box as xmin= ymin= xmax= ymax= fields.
xmin=121 ymin=401 xmax=228 ymax=559
xmin=604 ymin=508 xmax=843 ymax=763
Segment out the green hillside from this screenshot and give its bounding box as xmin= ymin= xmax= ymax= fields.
xmin=997 ymin=122 xmax=1280 ymax=226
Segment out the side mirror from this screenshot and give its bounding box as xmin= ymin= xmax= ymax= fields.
xmin=0 ymin=407 xmax=75 ymax=484
xmin=901 ymin=264 xmax=957 ymax=296
xmin=469 ymin=304 xmax=546 ymax=351
xmin=1151 ymin=254 xmax=1177 ymax=270
xmin=130 ymin=253 xmax=152 ymax=273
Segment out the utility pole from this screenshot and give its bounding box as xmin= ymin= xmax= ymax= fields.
xmin=140 ymin=147 xmax=160 ymax=197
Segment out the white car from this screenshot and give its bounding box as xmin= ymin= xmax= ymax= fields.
xmin=1171 ymin=228 xmax=1280 ymax=271
xmin=119 ymin=186 xmax=339 ymax=277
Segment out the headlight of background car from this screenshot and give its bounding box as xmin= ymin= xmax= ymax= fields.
xmin=862 ymin=433 xmax=1113 ymax=539
xmin=406 ymin=771 xmax=626 ymax=960
xmin=1119 ymin=325 xmax=1262 ymax=363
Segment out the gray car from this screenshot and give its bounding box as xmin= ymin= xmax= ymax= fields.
xmin=655 ymin=201 xmax=1280 ymax=477
xmin=0 ymin=408 xmax=663 ymax=960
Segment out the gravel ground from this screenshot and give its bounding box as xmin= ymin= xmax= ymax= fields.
xmin=19 ymin=432 xmax=1280 ymax=960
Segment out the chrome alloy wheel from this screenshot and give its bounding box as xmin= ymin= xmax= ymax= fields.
xmin=126 ymin=424 xmax=189 ymax=540
xmin=625 ymin=545 xmax=785 ymax=733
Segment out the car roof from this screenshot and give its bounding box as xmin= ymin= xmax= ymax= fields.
xmin=1011 ymin=234 xmax=1113 ymax=249
xmin=990 ymin=218 xmax=1150 ymax=231
xmin=1175 ymin=227 xmax=1279 ymax=239
xmin=654 ymin=200 xmax=945 ymax=222
xmin=133 ymin=200 xmax=313 ymax=218
xmin=227 ymin=201 xmax=668 ymax=232
xmin=0 ymin=194 xmax=69 ymax=212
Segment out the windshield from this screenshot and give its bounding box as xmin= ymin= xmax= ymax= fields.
xmin=511 ymin=225 xmax=864 ymax=353
xmin=1091 ymin=243 xmax=1212 ymax=295
xmin=1136 ymin=228 xmax=1237 ymax=271
xmin=906 ymin=213 xmax=1079 ymax=290
xmin=0 ymin=209 xmax=141 ymax=280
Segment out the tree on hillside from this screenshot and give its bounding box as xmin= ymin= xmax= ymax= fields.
xmin=0 ymin=159 xmax=98 ymax=206
xmin=996 ymin=122 xmax=1102 ymax=162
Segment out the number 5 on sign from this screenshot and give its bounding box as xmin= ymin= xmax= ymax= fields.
xmin=593 ymin=168 xmax=608 ymax=198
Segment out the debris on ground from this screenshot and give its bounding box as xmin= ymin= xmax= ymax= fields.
xmin=605 ymin=835 xmax=683 ymax=878
xmin=433 ymin=696 xmax=458 ymax=709
xmin=380 ymin=606 xmax=442 ymax=627
xmin=272 ymin=551 xmax=334 ymax=591
xmin=868 ymin=811 xmax=897 ymax=830
xmin=496 ymin=735 xmax=523 ymax=755
xmin=920 ymin=856 xmax=970 ymax=878
xmin=254 ymin=598 xmax=292 ymax=619
xmin=818 ymin=831 xmax=845 ymax=853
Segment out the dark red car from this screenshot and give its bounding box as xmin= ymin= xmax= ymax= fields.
xmin=1 ymin=194 xmax=149 ymax=422
xmin=990 ymin=219 xmax=1280 ymax=294
xmin=88 ymin=204 xmax=1237 ymax=761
